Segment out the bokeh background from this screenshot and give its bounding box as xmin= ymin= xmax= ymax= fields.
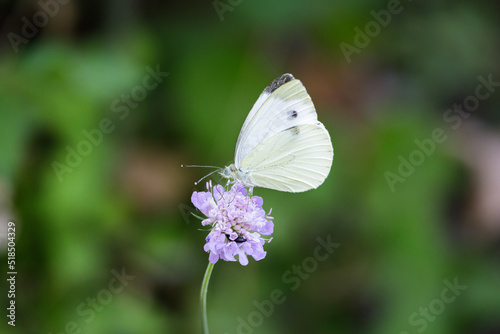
xmin=1 ymin=1 xmax=500 ymax=333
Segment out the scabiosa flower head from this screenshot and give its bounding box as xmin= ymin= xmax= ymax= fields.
xmin=191 ymin=181 xmax=274 ymax=266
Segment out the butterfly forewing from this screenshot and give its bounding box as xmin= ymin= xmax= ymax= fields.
xmin=234 ymin=75 xmax=318 ymax=167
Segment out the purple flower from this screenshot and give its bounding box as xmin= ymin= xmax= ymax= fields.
xmin=191 ymin=181 xmax=274 ymax=266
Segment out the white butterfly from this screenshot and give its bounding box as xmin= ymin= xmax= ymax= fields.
xmin=219 ymin=73 xmax=334 ymax=192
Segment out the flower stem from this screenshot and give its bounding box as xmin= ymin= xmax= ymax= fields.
xmin=200 ymin=261 xmax=215 ymax=334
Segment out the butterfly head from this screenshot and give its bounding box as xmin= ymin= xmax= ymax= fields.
xmin=220 ymin=164 xmax=238 ymax=180
xmin=221 ymin=164 xmax=252 ymax=187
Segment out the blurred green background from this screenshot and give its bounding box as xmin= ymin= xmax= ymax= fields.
xmin=1 ymin=0 xmax=500 ymax=333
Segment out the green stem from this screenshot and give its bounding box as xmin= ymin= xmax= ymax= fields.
xmin=200 ymin=261 xmax=215 ymax=334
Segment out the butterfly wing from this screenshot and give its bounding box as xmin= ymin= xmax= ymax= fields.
xmin=234 ymin=74 xmax=319 ymax=167
xmin=233 ymin=74 xmax=333 ymax=192
xmin=239 ymin=123 xmax=333 ymax=192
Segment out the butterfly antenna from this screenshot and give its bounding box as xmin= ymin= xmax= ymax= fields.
xmin=181 ymin=164 xmax=220 ymax=169
xmin=194 ymin=168 xmax=222 ymax=186
xmin=181 ymin=164 xmax=223 ymax=185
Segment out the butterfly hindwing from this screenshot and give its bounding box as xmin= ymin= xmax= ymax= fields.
xmin=239 ymin=123 xmax=334 ymax=192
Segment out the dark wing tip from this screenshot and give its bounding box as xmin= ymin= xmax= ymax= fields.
xmin=264 ymin=73 xmax=296 ymax=93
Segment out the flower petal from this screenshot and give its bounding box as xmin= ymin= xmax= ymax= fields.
xmin=196 ymin=183 xmax=274 ymax=266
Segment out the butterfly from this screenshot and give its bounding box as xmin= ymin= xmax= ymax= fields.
xmin=186 ymin=73 xmax=334 ymax=192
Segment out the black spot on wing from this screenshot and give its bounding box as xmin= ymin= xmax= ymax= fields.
xmin=264 ymin=73 xmax=295 ymax=93
xmin=287 ymin=110 xmax=298 ymax=120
